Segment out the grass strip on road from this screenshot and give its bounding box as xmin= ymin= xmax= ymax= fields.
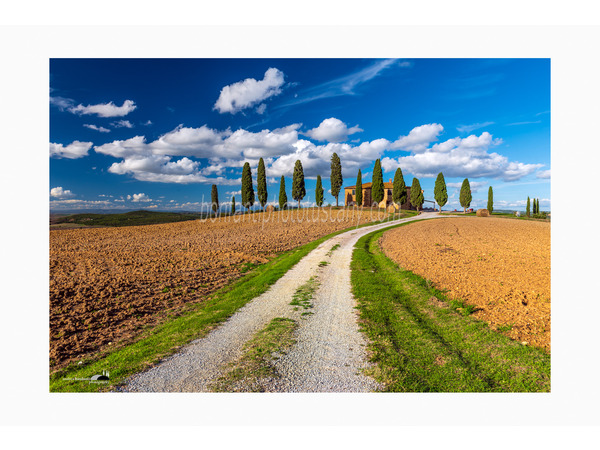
xmin=208 ymin=317 xmax=298 ymax=392
xmin=50 ymin=210 xmax=417 ymax=392
xmin=351 ymin=219 xmax=550 ymax=392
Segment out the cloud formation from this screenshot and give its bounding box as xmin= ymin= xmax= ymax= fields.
xmin=50 ymin=141 xmax=93 ymax=159
xmin=91 ymin=121 xmax=540 ymax=184
xmin=83 ymin=124 xmax=110 ymax=133
xmin=389 ymin=123 xmax=444 ymax=152
xmin=536 ymin=169 xmax=551 ymax=179
xmin=456 ymin=121 xmax=494 ymax=133
xmin=112 ymin=120 xmax=134 ymax=128
xmin=282 ymin=59 xmax=410 ymax=107
xmin=304 ymin=118 xmax=362 ymax=143
xmin=214 ymin=68 xmax=285 ymax=114
xmin=381 ymin=130 xmax=541 ymax=181
xmin=127 ymin=193 xmax=151 ymax=202
xmin=50 ymin=186 xmax=75 ymax=198
xmin=69 ymin=99 xmax=137 ymax=117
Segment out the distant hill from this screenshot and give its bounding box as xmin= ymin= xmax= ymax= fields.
xmin=51 ymin=210 xmax=208 ymax=228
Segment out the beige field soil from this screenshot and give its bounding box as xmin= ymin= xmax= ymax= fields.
xmin=381 ymin=217 xmax=550 ymax=351
xmin=50 ymin=208 xmax=394 ymax=370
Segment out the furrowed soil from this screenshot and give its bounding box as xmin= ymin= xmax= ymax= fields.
xmin=50 ymin=208 xmax=393 ymax=370
xmin=381 ymin=217 xmax=550 ymax=351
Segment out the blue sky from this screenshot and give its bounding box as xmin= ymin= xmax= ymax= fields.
xmin=49 ymin=58 xmax=550 ymax=212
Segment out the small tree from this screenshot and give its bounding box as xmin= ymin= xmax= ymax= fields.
xmin=211 ymin=184 xmax=219 ymax=214
xmin=371 ymin=158 xmax=384 ymax=206
xmin=257 ymin=157 xmax=268 ymax=210
xmin=487 ymin=186 xmax=494 ymax=214
xmin=392 ymin=167 xmax=407 ymax=209
xmin=241 ymin=162 xmax=255 ymax=213
xmin=459 ymin=178 xmax=472 ymax=213
xmin=410 ymin=177 xmax=424 ymax=212
xmin=433 ymin=172 xmax=448 ymax=213
xmin=315 ymin=175 xmax=324 ymax=207
xmin=278 ymin=176 xmax=287 ymax=210
xmin=292 ymin=159 xmax=306 ymax=209
xmin=330 ymin=152 xmax=343 ymax=207
xmin=526 ymin=196 xmax=531 ymax=217
xmin=355 ymin=169 xmax=363 ymax=206
xmin=231 ymin=195 xmax=235 ymax=215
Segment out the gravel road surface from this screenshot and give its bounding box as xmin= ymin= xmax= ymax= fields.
xmin=124 ymin=212 xmax=440 ymax=392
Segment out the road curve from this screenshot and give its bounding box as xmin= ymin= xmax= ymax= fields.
xmin=124 ymin=211 xmax=441 ymax=392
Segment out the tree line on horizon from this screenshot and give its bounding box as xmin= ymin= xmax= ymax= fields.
xmin=208 ymin=153 xmax=494 ymax=215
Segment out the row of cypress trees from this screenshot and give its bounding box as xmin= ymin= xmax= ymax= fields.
xmin=212 ymin=154 xmax=488 ymax=214
xmin=227 ymin=153 xmax=344 ymax=212
xmin=526 ymin=196 xmax=542 ymax=216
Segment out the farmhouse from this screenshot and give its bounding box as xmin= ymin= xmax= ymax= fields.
xmin=344 ymin=179 xmax=415 ymax=210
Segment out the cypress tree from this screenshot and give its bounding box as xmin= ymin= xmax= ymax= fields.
xmin=459 ymin=178 xmax=472 ymax=213
xmin=371 ymin=158 xmax=384 ymax=207
xmin=355 ymin=169 xmax=363 ymax=206
xmin=257 ymin=157 xmax=267 ymax=210
xmin=410 ymin=177 xmax=424 ymax=212
xmin=533 ymin=198 xmax=537 ymax=214
xmin=292 ymin=159 xmax=306 ymax=209
xmin=330 ymin=152 xmax=343 ymax=207
xmin=487 ymin=186 xmax=494 ymax=214
xmin=315 ymin=175 xmax=324 ymax=207
xmin=433 ymin=172 xmax=448 ymax=213
xmin=211 ymin=184 xmax=219 ymax=214
xmin=278 ymin=176 xmax=287 ymax=210
xmin=392 ymin=167 xmax=407 ymax=209
xmin=526 ymin=196 xmax=530 ymax=217
xmin=241 ymin=162 xmax=254 ymax=212
xmin=231 ymin=195 xmax=235 ymax=215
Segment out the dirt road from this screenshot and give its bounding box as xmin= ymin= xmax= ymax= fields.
xmin=124 ymin=212 xmax=440 ymax=392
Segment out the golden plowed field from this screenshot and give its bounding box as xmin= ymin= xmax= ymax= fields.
xmin=50 ymin=208 xmax=392 ymax=370
xmin=381 ymin=217 xmax=550 ymax=351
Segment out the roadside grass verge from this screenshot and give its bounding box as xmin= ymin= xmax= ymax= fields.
xmin=208 ymin=317 xmax=298 ymax=392
xmin=50 ymin=209 xmax=416 ymax=392
xmin=351 ymin=220 xmax=550 ymax=392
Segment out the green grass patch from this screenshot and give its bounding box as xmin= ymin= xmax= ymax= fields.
xmin=290 ymin=276 xmax=319 ymax=315
xmin=327 ymin=243 xmax=341 ymax=256
xmin=351 ymin=219 xmax=550 ymax=392
xmin=318 ymin=261 xmax=330 ymax=267
xmin=208 ymin=317 xmax=298 ymax=392
xmin=50 ymin=210 xmax=416 ymax=392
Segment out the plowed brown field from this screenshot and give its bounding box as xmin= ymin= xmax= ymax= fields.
xmin=381 ymin=217 xmax=550 ymax=351
xmin=50 ymin=208 xmax=392 ymax=370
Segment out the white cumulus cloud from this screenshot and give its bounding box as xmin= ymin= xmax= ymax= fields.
xmin=112 ymin=120 xmax=134 ymax=128
xmin=127 ymin=193 xmax=152 ymax=202
xmin=69 ymin=100 xmax=137 ymax=117
xmin=381 ymin=130 xmax=540 ymax=182
xmin=50 ymin=186 xmax=75 ymax=198
xmin=304 ymin=118 xmax=363 ymax=143
xmin=389 ymin=123 xmax=444 ymax=152
xmin=214 ymin=68 xmax=285 ymax=114
xmin=50 ymin=141 xmax=93 ymax=159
